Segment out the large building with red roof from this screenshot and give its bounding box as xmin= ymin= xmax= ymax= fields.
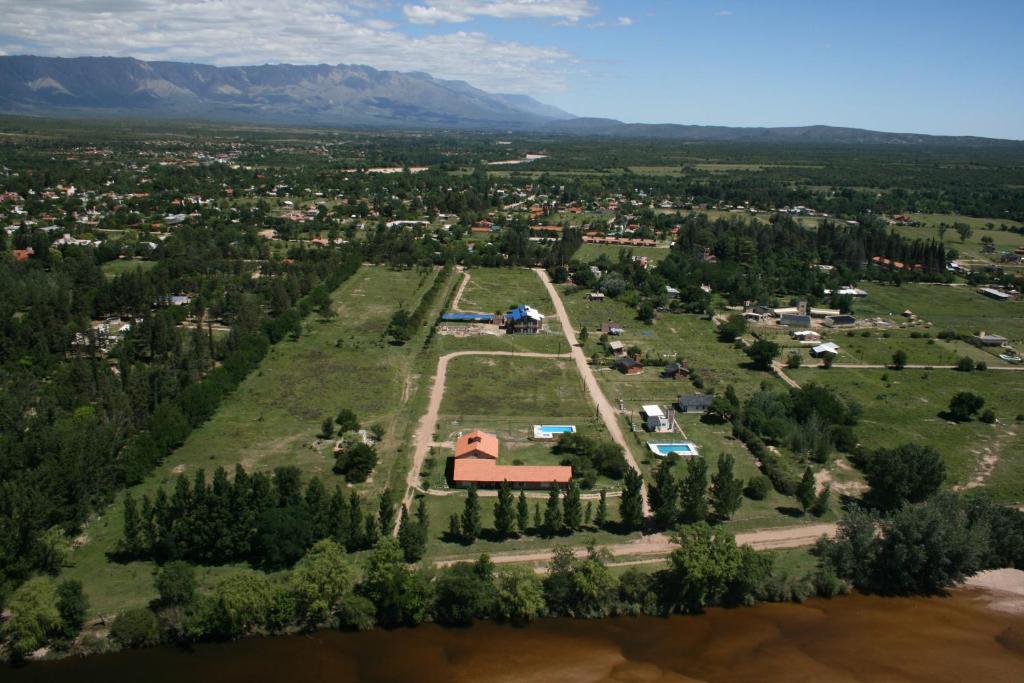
xmin=451 ymin=430 xmax=571 ymax=490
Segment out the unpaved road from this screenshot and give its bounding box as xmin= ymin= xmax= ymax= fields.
xmin=450 ymin=267 xmax=471 ymax=311
xmin=434 ymin=523 xmax=838 ymax=568
xmin=534 ymin=268 xmax=651 ymax=516
xmin=396 ymin=349 xmax=568 ymax=533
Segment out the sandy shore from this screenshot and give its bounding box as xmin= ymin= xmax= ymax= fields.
xmin=964 ymin=568 xmax=1024 ymax=614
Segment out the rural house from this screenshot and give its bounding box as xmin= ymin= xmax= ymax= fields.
xmin=640 ymin=404 xmax=673 ymax=432
xmin=503 ymin=305 xmax=544 ymax=334
xmin=661 ymin=361 xmax=690 ymax=379
xmin=601 ymin=321 xmax=624 ymax=335
xmin=614 ymin=356 xmax=644 ymax=374
xmin=450 ymin=430 xmax=571 ymax=490
xmin=677 ymin=394 xmax=713 ymax=414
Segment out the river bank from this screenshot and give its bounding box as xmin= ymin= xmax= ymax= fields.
xmin=6 ymin=582 xmax=1024 ymax=682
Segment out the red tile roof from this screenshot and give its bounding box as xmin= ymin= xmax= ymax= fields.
xmin=452 ymin=459 xmax=572 ymax=485
xmin=454 ymin=430 xmax=499 ymax=459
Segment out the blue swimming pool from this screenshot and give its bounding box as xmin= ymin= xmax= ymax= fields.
xmin=648 ymin=442 xmax=699 ymax=457
xmin=533 ymin=425 xmax=577 ymax=439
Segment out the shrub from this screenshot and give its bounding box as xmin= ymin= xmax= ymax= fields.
xmin=744 ymin=475 xmax=770 ymax=500
xmin=980 ymin=409 xmax=996 ymax=424
xmin=956 ymin=356 xmax=975 ymax=372
xmin=111 ymin=608 xmax=161 ymax=648
xmin=975 ymin=360 xmax=988 ymax=371
xmin=156 ymin=561 xmax=197 ymax=606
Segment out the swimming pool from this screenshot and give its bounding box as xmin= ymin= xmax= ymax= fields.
xmin=647 ymin=442 xmax=699 ymax=457
xmin=532 ymin=425 xmax=577 ymax=439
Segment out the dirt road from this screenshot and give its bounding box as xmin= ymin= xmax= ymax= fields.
xmin=433 ymin=522 xmax=837 ymax=568
xmin=396 ymin=349 xmax=569 ymax=533
xmin=450 ymin=267 xmax=471 ymax=311
xmin=534 ymin=268 xmax=651 ymax=516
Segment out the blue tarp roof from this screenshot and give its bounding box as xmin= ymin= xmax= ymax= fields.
xmin=441 ymin=313 xmax=493 ymax=321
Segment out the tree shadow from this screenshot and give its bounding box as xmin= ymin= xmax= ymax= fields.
xmin=775 ymin=506 xmax=805 ymax=518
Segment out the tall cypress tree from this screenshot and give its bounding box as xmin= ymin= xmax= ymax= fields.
xmin=461 ymin=485 xmax=482 ymax=541
xmin=544 ymin=488 xmax=564 ymax=535
xmin=651 ymin=459 xmax=679 ymax=529
xmin=398 ymin=505 xmax=423 ymax=562
xmin=620 ymin=468 xmax=644 ymax=531
xmin=679 ymin=458 xmax=708 ymax=524
xmin=709 ymin=454 xmax=744 ymax=521
xmin=517 ymin=490 xmax=530 ymax=535
xmin=121 ymin=492 xmax=140 ymax=557
xmin=494 ymin=481 xmax=515 ymax=538
xmin=562 ymin=481 xmax=582 ymax=531
xmin=595 ymin=489 xmax=608 ymax=528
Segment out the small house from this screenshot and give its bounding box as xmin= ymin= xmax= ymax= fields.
xmin=614 ymin=357 xmax=644 ymax=374
xmin=661 ymin=361 xmax=690 ymax=379
xmin=971 ymin=332 xmax=1009 ymax=347
xmin=608 ymin=340 xmax=626 ymax=356
xmin=811 ymin=342 xmax=840 ymax=358
xmin=978 ymin=287 xmax=1014 ymax=301
xmin=824 ymin=314 xmax=857 ymax=328
xmin=779 ymin=313 xmax=812 ymax=328
xmin=587 ymin=292 xmax=605 ymax=301
xmin=504 ymin=305 xmax=544 ymax=334
xmin=677 ymin=394 xmax=714 ymax=414
xmin=640 ymin=404 xmax=673 ymax=432
xmin=601 ymin=321 xmax=624 ymax=335
xmin=791 ymin=330 xmax=821 ymax=342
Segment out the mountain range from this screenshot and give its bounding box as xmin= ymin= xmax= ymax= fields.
xmin=0 ymin=55 xmax=1017 ymax=145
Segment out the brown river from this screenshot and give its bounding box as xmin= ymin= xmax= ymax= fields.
xmin=6 ymin=590 xmax=1024 ymax=682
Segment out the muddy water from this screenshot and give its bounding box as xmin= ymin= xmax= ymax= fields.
xmin=7 ymin=591 xmax=1024 ymax=682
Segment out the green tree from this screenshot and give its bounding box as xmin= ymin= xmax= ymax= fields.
xmin=718 ymin=314 xmax=748 ymax=342
xmin=947 ymin=391 xmax=984 ymax=421
xmin=786 ymin=351 xmax=802 ymax=369
xmin=290 ymin=539 xmax=353 ymax=628
xmin=433 ymin=555 xmax=496 ymax=626
xmin=579 ymin=326 xmax=589 ymax=343
xmin=595 ymin=489 xmax=608 ymax=528
xmin=544 ymin=488 xmax=564 ymax=535
xmin=378 ymin=488 xmax=396 ymax=536
xmin=494 ymin=565 xmax=546 ymax=623
xmin=563 ymin=480 xmax=583 ymax=531
xmin=650 ymin=459 xmax=679 ymax=528
xmin=494 ymin=481 xmax=516 ymax=538
xmin=746 ymin=339 xmax=780 ymax=371
xmin=2 ymin=577 xmax=61 ymax=658
xmin=543 ymin=544 xmax=618 ymax=618
xmin=679 ymin=458 xmax=708 ymax=524
xmin=954 ymin=222 xmax=973 ymax=243
xmin=155 ymin=561 xmax=196 ymax=606
xmin=891 ymin=349 xmax=908 ymax=370
xmin=796 ymin=467 xmax=816 ymax=513
xmin=210 ymin=570 xmax=275 ymax=638
xmin=811 ymin=484 xmax=832 ymax=517
xmin=55 ymin=579 xmax=88 ymax=639
xmin=358 ymin=537 xmax=433 ymax=627
xmin=120 ymin=491 xmax=141 ymax=557
xmin=517 ymin=490 xmax=530 ymax=535
xmin=335 ymin=408 xmax=360 ymax=433
xmin=709 ymin=454 xmax=744 ymax=521
xmin=397 ymin=504 xmax=422 ymax=562
xmin=320 ymin=418 xmax=335 ymax=439
xmin=110 ymin=608 xmax=160 ymax=649
xmin=863 ymin=444 xmax=946 ymax=511
xmin=386 ymin=309 xmax=415 ymax=344
xmin=664 ymin=523 xmax=744 ymax=613
xmin=620 ymin=468 xmax=645 ymax=530
xmin=461 ymin=486 xmax=482 ymax=541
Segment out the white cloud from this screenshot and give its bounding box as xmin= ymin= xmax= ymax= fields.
xmin=402 ymin=0 xmax=596 ymax=24
xmin=715 ymin=10 xmax=733 ymax=17
xmin=0 ymin=0 xmax=577 ymax=92
xmin=616 ymin=16 xmax=633 ymax=26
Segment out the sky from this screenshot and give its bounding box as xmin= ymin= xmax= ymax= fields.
xmin=1 ymin=0 xmax=1022 ymax=138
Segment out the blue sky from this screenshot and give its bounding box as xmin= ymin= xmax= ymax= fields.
xmin=2 ymin=0 xmax=1022 ymax=138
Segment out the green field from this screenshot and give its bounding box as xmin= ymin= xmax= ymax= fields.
xmin=456 ymin=267 xmax=552 ymax=314
xmin=788 ymin=367 xmax=1024 ymax=501
xmin=573 ymin=243 xmax=672 ymax=263
xmin=101 ymin=258 xmax=157 ymax=278
xmin=59 ymin=265 xmax=447 ymax=617
xmin=852 ymin=283 xmax=1024 ymax=342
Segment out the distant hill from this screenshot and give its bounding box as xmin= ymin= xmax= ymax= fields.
xmin=538 ymin=117 xmax=1019 ymax=146
xmin=0 ymin=55 xmax=573 ymax=128
xmin=0 ymin=55 xmax=1018 ymax=145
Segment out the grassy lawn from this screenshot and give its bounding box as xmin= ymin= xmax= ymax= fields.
xmin=101 ymin=258 xmax=157 ymax=279
xmin=852 ymin=282 xmax=1024 ymax=342
xmin=788 ymin=367 xmax=1024 ymax=502
xmin=59 ymin=265 xmax=446 ymax=617
xmin=573 ymin=243 xmax=672 ymax=263
xmin=456 ymin=267 xmax=552 ymax=314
